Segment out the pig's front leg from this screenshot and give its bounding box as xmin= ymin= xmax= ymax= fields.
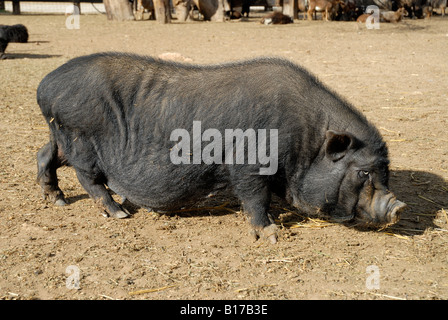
xmin=234 ymin=178 xmax=278 ymax=244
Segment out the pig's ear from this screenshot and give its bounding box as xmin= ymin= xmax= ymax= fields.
xmin=325 ymin=130 xmax=356 ymax=161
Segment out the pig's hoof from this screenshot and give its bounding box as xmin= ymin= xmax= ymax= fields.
xmin=263 ymin=224 xmax=278 ymax=244
xmin=42 ymin=190 xmax=66 ymax=206
xmin=103 ymin=209 xmax=130 ymax=219
xmin=251 ymin=224 xmax=278 ymax=244
xmin=111 ymin=210 xmax=130 ymax=219
xmin=55 ymin=198 xmax=67 ymax=206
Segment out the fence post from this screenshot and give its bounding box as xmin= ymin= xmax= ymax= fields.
xmin=282 ymin=0 xmax=298 ymax=20
xmin=74 ymin=1 xmax=81 ymax=14
xmin=12 ymin=0 xmax=20 ymax=14
xmin=103 ymin=0 xmax=135 ymax=20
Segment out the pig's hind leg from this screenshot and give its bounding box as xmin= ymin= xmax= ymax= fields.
xmin=36 ymin=141 xmax=67 ymax=206
xmin=75 ymin=169 xmax=129 ymax=219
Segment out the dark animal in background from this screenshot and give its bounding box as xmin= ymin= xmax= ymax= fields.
xmin=260 ymin=11 xmax=293 ymax=24
xmin=227 ymin=10 xmax=242 ymax=19
xmin=0 ymin=24 xmax=28 ymax=59
xmin=36 ymin=52 xmax=406 ymax=244
xmin=241 ymin=0 xmax=251 ymax=17
xmin=336 ymin=0 xmax=363 ymax=21
xmin=226 ymin=0 xmax=253 ymax=19
xmin=395 ymin=0 xmax=426 ymax=18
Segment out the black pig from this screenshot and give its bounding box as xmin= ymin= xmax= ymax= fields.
xmin=36 ymin=52 xmax=406 ymax=243
xmin=0 ymin=24 xmax=28 ymax=59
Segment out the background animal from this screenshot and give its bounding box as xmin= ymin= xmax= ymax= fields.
xmin=307 ymin=0 xmax=342 ymax=21
xmin=134 ymin=0 xmax=155 ymax=20
xmin=380 ymin=7 xmax=408 ymax=22
xmin=260 ymin=11 xmax=294 ymax=24
xmin=357 ymin=12 xmax=372 ymax=22
xmin=0 ymin=24 xmax=28 ymax=59
xmin=425 ymin=0 xmax=447 ymax=17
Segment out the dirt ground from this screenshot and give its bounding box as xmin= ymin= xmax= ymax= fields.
xmin=0 ymin=11 xmax=447 ymax=301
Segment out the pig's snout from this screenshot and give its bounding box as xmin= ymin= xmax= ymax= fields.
xmin=385 ymin=198 xmax=406 ymax=225
xmin=373 ymin=191 xmax=407 ymax=225
xmin=357 ymin=190 xmax=407 ymax=226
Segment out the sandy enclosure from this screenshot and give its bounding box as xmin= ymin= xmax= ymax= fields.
xmin=0 ymin=12 xmax=447 ymax=300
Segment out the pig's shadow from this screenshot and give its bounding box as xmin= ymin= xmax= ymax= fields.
xmin=2 ymin=53 xmax=61 ymax=59
xmin=122 ymin=193 xmax=242 ymax=218
xmin=275 ymin=169 xmax=446 ymax=236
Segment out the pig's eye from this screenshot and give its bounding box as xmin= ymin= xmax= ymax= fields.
xmin=358 ymin=170 xmax=370 ymax=179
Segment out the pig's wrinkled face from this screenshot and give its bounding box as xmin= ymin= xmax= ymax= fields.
xmin=294 ymin=130 xmax=406 ymax=227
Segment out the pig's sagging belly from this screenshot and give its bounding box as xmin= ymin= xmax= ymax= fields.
xmin=104 ymin=163 xmax=228 ymax=211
